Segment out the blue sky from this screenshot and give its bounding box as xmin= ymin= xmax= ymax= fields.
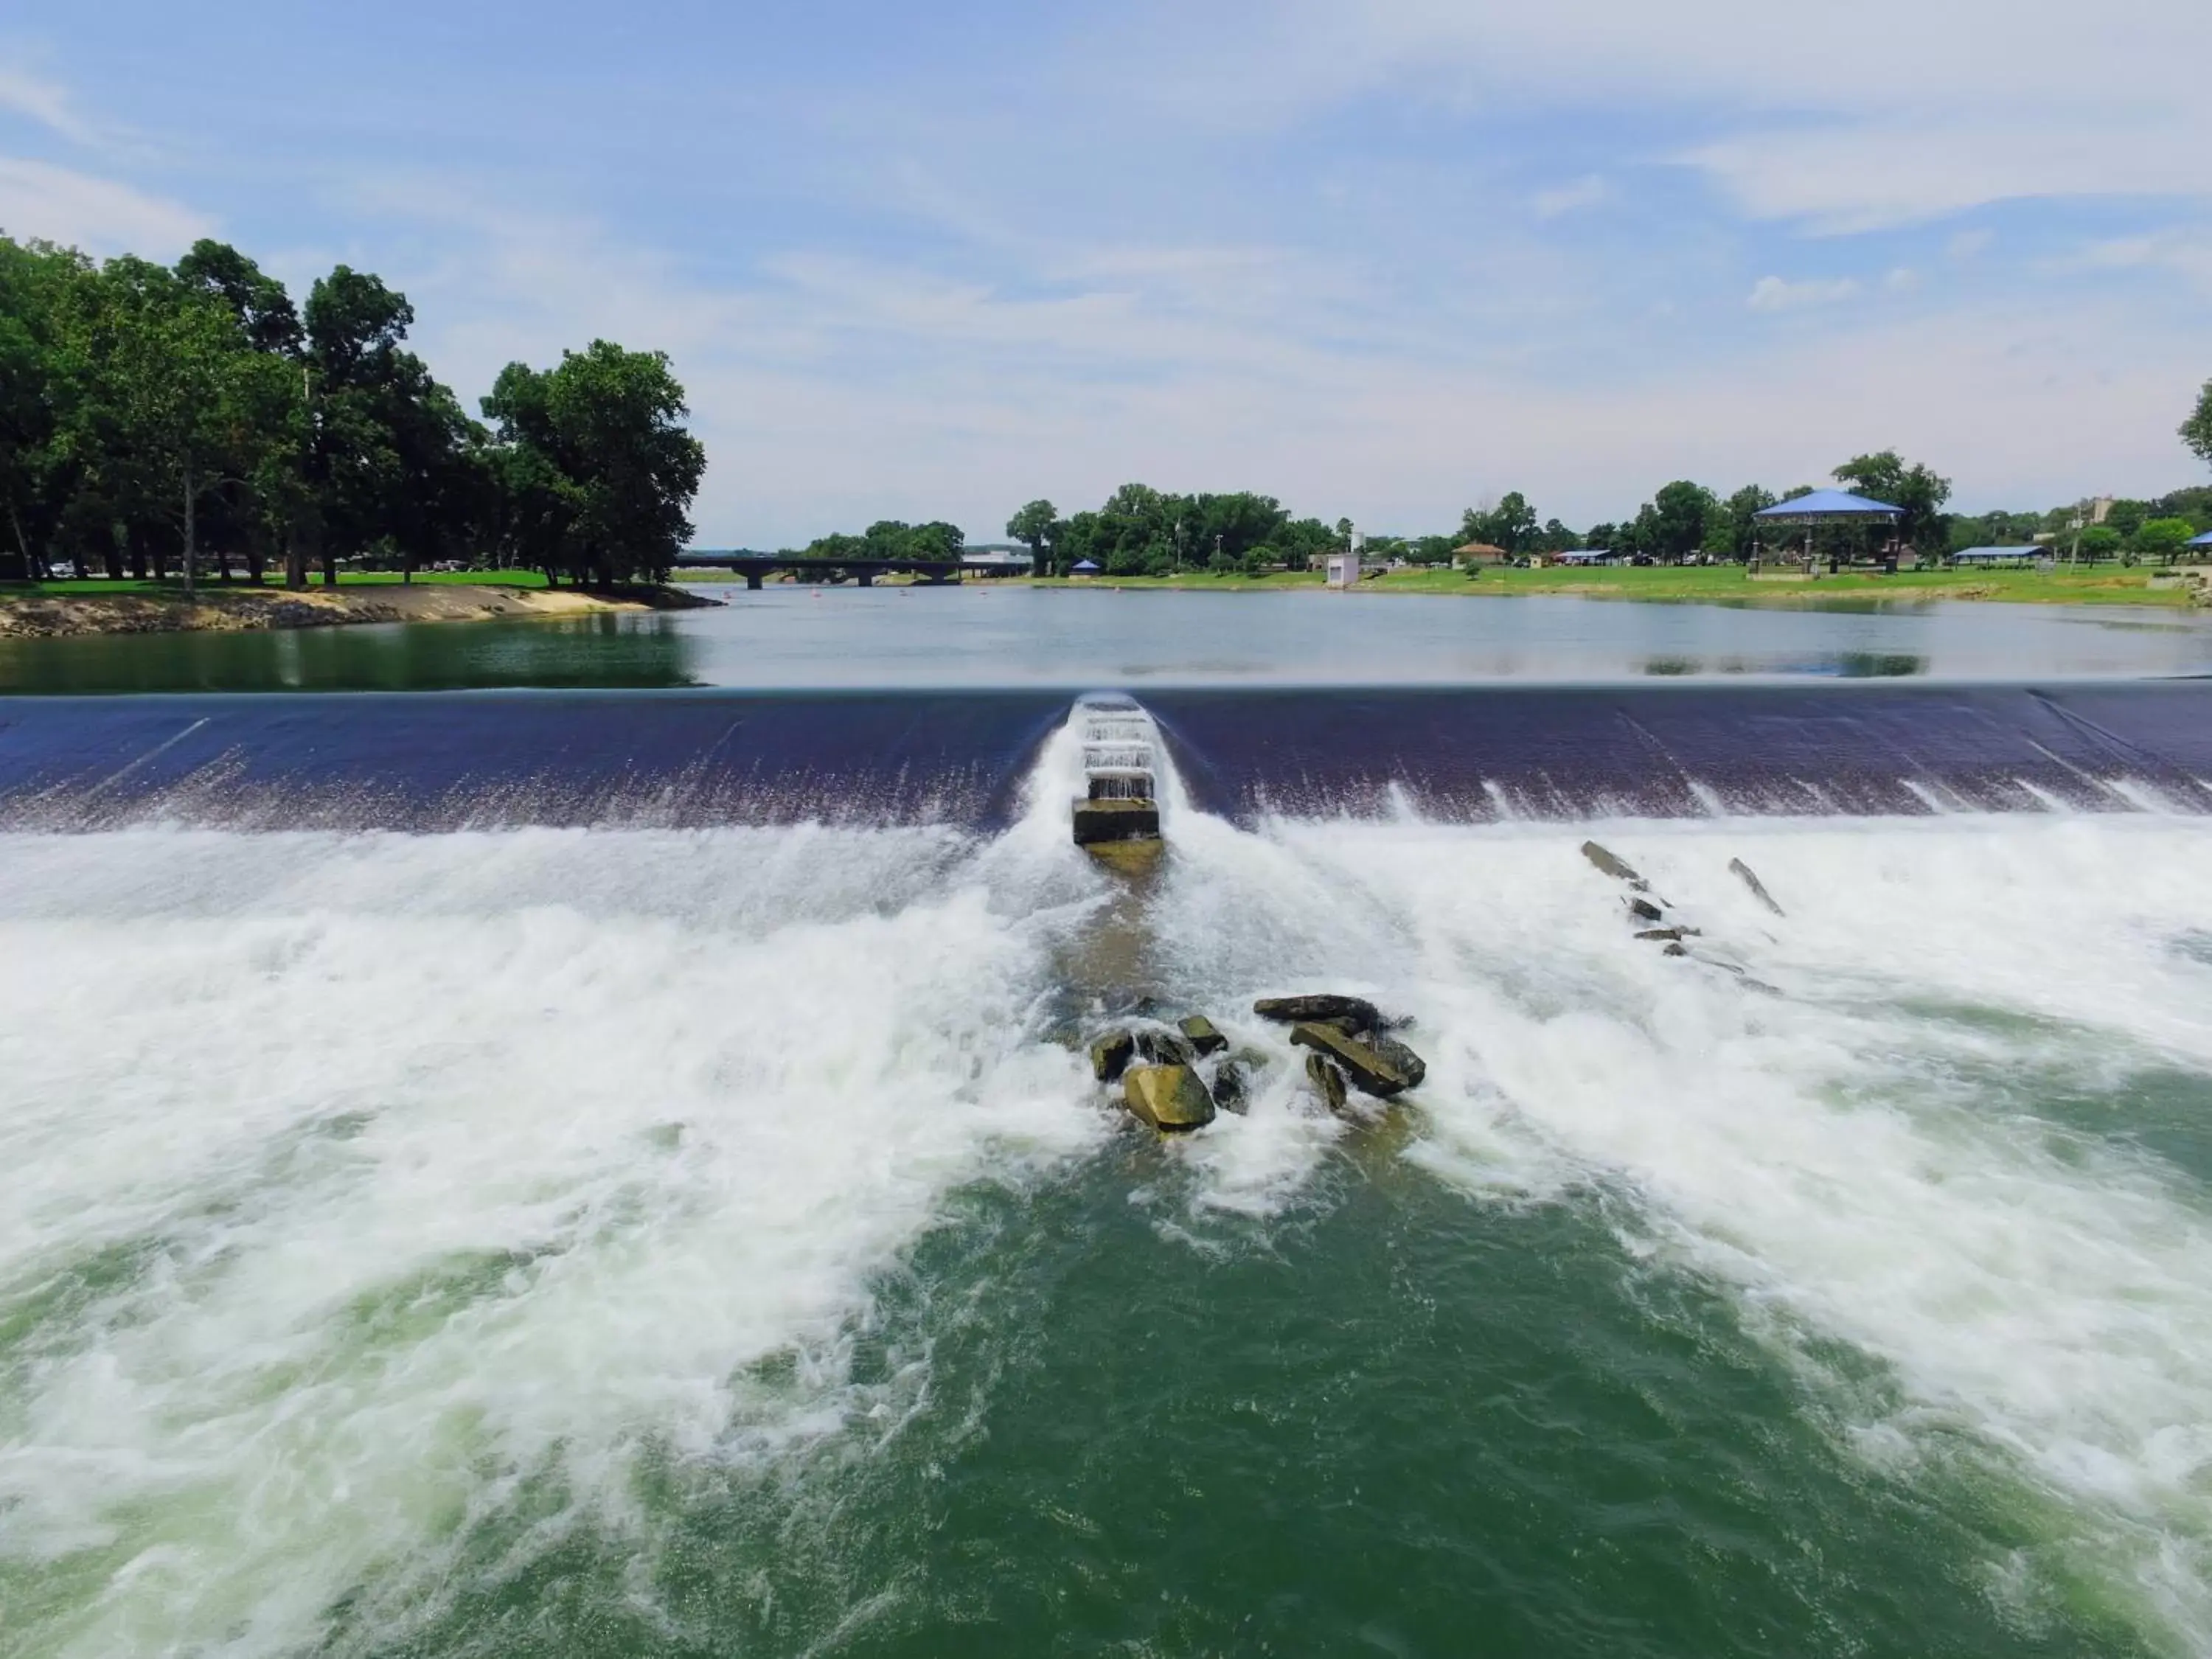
xmin=3 ymin=0 xmax=2209 ymax=545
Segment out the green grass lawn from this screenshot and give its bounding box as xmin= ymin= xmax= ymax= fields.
xmin=1026 ymin=563 xmax=2198 ymax=608
xmin=2 ymin=569 xmax=554 ymax=597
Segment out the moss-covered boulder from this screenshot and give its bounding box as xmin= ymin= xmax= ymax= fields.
xmin=1253 ymin=993 xmax=1380 ymax=1032
xmin=1290 ymin=1022 xmax=1426 ymax=1098
xmin=1305 ymin=1051 xmax=1349 ymax=1113
xmin=1137 ymin=1028 xmax=1197 ymax=1066
xmin=1088 ymin=1029 xmax=1134 ymax=1083
xmin=1123 ymin=1063 xmax=1217 ymax=1133
xmin=1178 ymin=1014 xmax=1228 ymax=1055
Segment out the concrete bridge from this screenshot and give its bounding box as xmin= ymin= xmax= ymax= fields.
xmin=675 ymin=552 xmax=962 ymax=590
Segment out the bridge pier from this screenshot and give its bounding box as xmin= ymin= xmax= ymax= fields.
xmin=856 ymin=570 xmax=874 ymax=587
xmin=745 ymin=571 xmax=763 ymax=591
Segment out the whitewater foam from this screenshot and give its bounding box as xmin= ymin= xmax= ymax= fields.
xmin=1165 ymin=810 xmax=2212 ymax=1649
xmin=10 ymin=704 xmax=2212 ymax=1654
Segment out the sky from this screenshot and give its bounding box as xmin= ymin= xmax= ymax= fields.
xmin=2 ymin=0 xmax=2209 ymax=546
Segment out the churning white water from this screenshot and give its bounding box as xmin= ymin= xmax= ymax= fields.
xmin=5 ymin=711 xmax=2212 ymax=1654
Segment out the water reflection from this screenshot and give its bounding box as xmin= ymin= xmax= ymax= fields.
xmin=0 ymin=613 xmax=703 ymax=695
xmin=0 ymin=587 xmax=2203 ymax=693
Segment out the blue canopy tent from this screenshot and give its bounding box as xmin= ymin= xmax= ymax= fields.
xmin=1071 ymin=559 xmax=1102 ymax=574
xmin=2190 ymin=531 xmax=2212 ymax=550
xmin=1751 ymin=490 xmax=1905 ymax=572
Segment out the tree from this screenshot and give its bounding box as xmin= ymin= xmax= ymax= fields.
xmin=482 ymin=341 xmax=704 ymax=586
xmin=2138 ymin=518 xmax=2196 ymax=561
xmin=2183 ymin=379 xmax=2212 ymax=471
xmin=908 ymin=520 xmax=964 ymax=562
xmin=1643 ymin=481 xmax=1715 ymax=563
xmin=1709 ymin=485 xmax=1777 ymax=561
xmin=2076 ymin=524 xmax=2123 ymax=562
xmin=1006 ymin=498 xmax=1057 ymax=571
xmin=1461 ymin=490 xmax=1538 ymax=554
xmin=1833 ymin=449 xmax=1951 ymax=553
xmin=80 ymin=257 xmax=289 ymax=596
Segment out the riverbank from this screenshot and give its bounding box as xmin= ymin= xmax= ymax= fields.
xmin=0 ymin=578 xmax=716 ymax=639
xmin=1023 ymin=564 xmax=2202 ymax=607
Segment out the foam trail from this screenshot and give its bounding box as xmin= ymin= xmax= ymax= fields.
xmin=1143 ymin=808 xmax=2212 ymax=1649
xmin=0 ymin=815 xmax=1107 ymax=1658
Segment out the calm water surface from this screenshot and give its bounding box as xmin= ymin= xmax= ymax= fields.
xmin=4 ymin=585 xmax=2211 ymax=692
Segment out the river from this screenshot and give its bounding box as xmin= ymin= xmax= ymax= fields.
xmin=2 ymin=592 xmax=2211 ymax=1658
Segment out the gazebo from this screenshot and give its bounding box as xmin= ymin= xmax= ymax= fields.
xmin=1751 ymin=489 xmax=1905 ymax=573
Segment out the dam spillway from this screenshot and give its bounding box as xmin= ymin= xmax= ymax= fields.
xmin=6 ymin=679 xmax=2212 ymax=1657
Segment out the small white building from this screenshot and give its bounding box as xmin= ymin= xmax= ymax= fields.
xmin=1326 ymin=530 xmax=1365 ymax=589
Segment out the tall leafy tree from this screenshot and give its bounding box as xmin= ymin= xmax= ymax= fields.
xmin=2185 ymin=378 xmax=2212 ymax=472
xmin=1833 ymin=449 xmax=1951 ymax=553
xmin=79 ymin=257 xmax=289 ymax=595
xmin=1006 ymin=498 xmax=1057 ymax=571
xmin=482 ymin=341 xmax=703 ymax=585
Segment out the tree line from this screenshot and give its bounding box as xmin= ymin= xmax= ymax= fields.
xmin=0 ymin=233 xmax=704 ymax=591
xmin=984 ymin=431 xmax=2209 ymax=577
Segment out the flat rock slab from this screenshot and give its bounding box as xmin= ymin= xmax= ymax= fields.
xmin=1306 ymin=1051 xmax=1349 ymax=1113
xmin=1178 ymin=1014 xmax=1228 ymax=1055
xmin=1253 ymin=993 xmax=1381 ymax=1032
xmin=1123 ymin=1063 xmax=1217 ymax=1132
xmin=1581 ymin=841 xmax=1646 ymax=888
xmin=1290 ymin=1023 xmax=1426 ymax=1098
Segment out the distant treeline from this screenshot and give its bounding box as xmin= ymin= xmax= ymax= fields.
xmin=964 ymin=445 xmax=2209 ymax=577
xmin=0 ymin=233 xmax=703 ymax=590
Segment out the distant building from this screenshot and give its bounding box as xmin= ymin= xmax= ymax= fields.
xmin=1453 ymin=541 xmax=1509 ymax=566
xmin=961 ymin=548 xmax=1033 ymax=576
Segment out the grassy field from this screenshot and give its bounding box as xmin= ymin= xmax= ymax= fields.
xmin=2 ymin=569 xmax=555 ymax=597
xmin=1024 ymin=563 xmax=2200 ymax=608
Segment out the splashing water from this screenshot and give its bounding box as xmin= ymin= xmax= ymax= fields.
xmin=3 ymin=704 xmax=2212 ymax=1655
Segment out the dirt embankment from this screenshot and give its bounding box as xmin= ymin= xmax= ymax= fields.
xmin=0 ymin=583 xmax=718 ymax=639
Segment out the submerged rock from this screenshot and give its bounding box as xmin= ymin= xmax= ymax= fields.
xmin=1253 ymin=993 xmax=1381 ymax=1032
xmin=1663 ymin=941 xmax=1688 ymax=957
xmin=1290 ymin=1022 xmax=1426 ymax=1098
xmin=1089 ymin=1029 xmax=1134 ymax=1083
xmin=1085 ymin=838 xmax=1164 ymax=876
xmin=1729 ymin=857 xmax=1786 ymax=916
xmin=1210 ymin=1058 xmax=1251 ymax=1114
xmin=1635 ymin=927 xmax=1684 ymax=942
xmin=1136 ymin=1028 xmax=1197 ymax=1067
xmin=1304 ymin=1051 xmax=1349 ymax=1114
xmin=1123 ymin=1063 xmax=1217 ymax=1132
xmin=1582 ymin=841 xmax=1648 ymax=889
xmin=1625 ymin=897 xmax=1666 ymax=924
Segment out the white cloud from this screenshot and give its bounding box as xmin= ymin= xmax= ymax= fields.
xmin=1747 ymin=275 xmax=1860 ymax=313
xmin=0 ymin=64 xmax=91 ymax=145
xmin=0 ymin=156 xmax=210 ymax=254
xmin=2072 ymin=232 xmax=2212 ymax=293
xmin=1531 ymin=175 xmax=1609 ymax=218
xmin=1101 ymin=0 xmax=2212 ymax=227
xmin=1884 ymin=267 xmax=1918 ymax=293
xmin=356 ymin=178 xmax=2208 ymax=543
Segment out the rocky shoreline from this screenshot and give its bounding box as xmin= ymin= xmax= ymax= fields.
xmin=0 ymin=582 xmax=719 ymax=640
